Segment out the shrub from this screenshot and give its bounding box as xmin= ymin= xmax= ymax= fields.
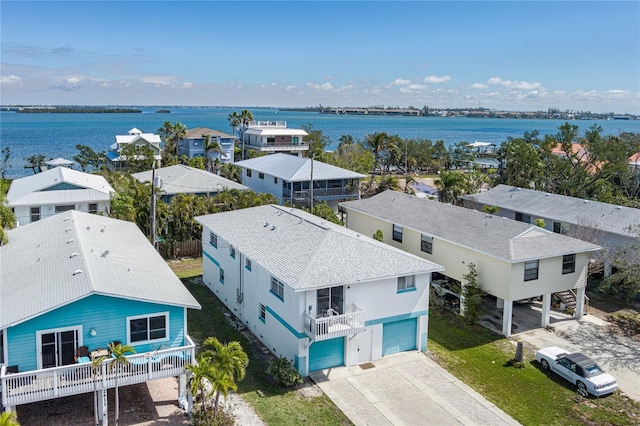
xmin=191 ymin=404 xmax=235 ymax=426
xmin=267 ymin=356 xmax=304 ymax=388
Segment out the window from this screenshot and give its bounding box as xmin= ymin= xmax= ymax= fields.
xmin=274 ymin=177 xmax=278 ymax=184
xmin=292 ymin=137 xmax=299 ymax=145
xmin=421 ymin=234 xmax=433 ymax=254
xmin=88 ymin=203 xmax=98 ymax=214
xmin=245 ymin=258 xmax=252 ymax=271
xmin=31 ymin=207 xmax=41 ymax=222
xmin=127 ymin=313 xmax=168 ymax=344
xmin=259 ymin=172 xmax=264 ymax=180
xmin=259 ymin=304 xmax=266 ymax=323
xmin=267 ymin=137 xmax=275 ymax=145
xmin=397 ymin=275 xmax=416 ymax=291
xmin=515 ymin=212 xmax=531 ymax=223
xmin=55 ymin=205 xmax=74 ymax=213
xmin=562 ymin=254 xmax=576 ymax=274
xmin=270 ymin=276 xmax=284 ymax=300
xmin=220 ymin=268 xmax=225 ymax=284
xmin=209 ymin=232 xmax=218 ymax=248
xmin=524 ymin=260 xmax=539 ymax=281
xmin=553 ymin=221 xmax=570 ymax=235
xmin=229 ymin=246 xmax=236 ymax=258
xmin=247 ymin=169 xmax=252 ymax=177
xmin=392 ymin=224 xmax=403 ymax=242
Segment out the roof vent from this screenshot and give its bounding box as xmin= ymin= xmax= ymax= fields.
xmin=67 ymin=239 xmax=75 ymax=244
xmin=264 ymin=222 xmax=269 ymax=227
xmin=73 ymin=270 xmax=83 ymax=276
xmin=271 ymin=225 xmax=277 ymax=231
xmin=100 ymin=228 xmax=106 ymax=232
xmin=86 ymin=226 xmax=91 ymax=230
xmin=64 ymin=217 xmax=71 ymax=221
xmin=617 ymin=206 xmax=622 ymax=210
xmin=101 ymin=250 xmax=110 ymax=257
xmin=65 ymin=227 xmax=72 ymax=233
xmin=583 ymin=200 xmax=588 ymax=203
xmin=70 ymin=252 xmax=79 ymax=258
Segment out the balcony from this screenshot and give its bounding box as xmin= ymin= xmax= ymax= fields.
xmin=305 ymin=305 xmax=366 ymax=341
xmin=1 ymin=336 xmax=195 ymax=408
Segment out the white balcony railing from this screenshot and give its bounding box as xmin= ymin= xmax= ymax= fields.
xmin=1 ymin=336 xmax=196 ymax=408
xmin=305 ymin=305 xmax=366 ymax=341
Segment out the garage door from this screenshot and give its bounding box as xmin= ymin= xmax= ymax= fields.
xmin=383 ymin=318 xmax=417 ymax=356
xmin=309 ymin=337 xmax=345 ymax=372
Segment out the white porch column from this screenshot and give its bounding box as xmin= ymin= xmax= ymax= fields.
xmin=459 ymin=282 xmax=466 ymax=317
xmin=179 ymin=373 xmax=192 ymax=412
xmin=99 ymin=388 xmax=108 ymax=425
xmin=575 ymin=287 xmax=586 ymax=319
xmin=502 ymin=300 xmax=513 ymax=338
xmin=496 ymin=298 xmax=504 ymax=309
xmin=541 ymin=293 xmax=551 ymax=328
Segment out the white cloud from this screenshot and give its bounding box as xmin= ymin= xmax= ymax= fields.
xmin=1 ymin=75 xmax=23 ymax=86
xmin=306 ymin=82 xmax=335 ymax=91
xmin=487 ymin=77 xmax=543 ymax=90
xmin=471 ymin=83 xmax=488 ymax=89
xmin=423 ymin=75 xmax=452 ymax=84
xmin=388 ymin=78 xmax=411 ymax=86
xmin=286 ymin=85 xmax=297 ymax=91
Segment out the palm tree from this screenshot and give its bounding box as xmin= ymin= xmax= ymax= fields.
xmin=219 ymin=163 xmax=242 ymax=183
xmin=0 ymin=411 xmax=20 ymax=426
xmin=201 ymin=337 xmax=248 ymax=418
xmin=434 ymin=170 xmax=466 ymax=204
xmin=91 ymin=355 xmax=107 ymax=426
xmin=364 ymin=132 xmax=390 ymax=175
xmin=203 ymin=135 xmax=224 ymax=173
xmin=238 ymin=110 xmax=254 ymax=161
xmin=1 ymin=195 xmax=16 ymax=245
xmin=186 ymin=354 xmax=213 ymax=412
xmin=108 ymin=342 xmax=136 ymax=426
xmin=227 ymin=112 xmax=240 ymax=138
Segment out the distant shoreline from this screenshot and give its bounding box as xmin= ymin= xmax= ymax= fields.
xmin=9 ymin=107 xmax=143 ymax=113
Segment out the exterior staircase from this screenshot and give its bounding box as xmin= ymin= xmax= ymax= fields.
xmin=554 ymin=289 xmax=589 ymax=313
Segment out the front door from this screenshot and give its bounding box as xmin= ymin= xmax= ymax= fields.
xmin=317 ymin=286 xmax=344 ymax=316
xmin=39 ymin=328 xmax=80 ymax=369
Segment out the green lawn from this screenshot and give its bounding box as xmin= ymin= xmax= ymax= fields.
xmin=428 ymin=311 xmax=640 ymax=426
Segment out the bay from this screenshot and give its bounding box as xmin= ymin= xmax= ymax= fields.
xmin=1 ymin=107 xmax=638 ymax=179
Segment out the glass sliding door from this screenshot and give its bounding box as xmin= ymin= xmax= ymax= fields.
xmin=38 ymin=327 xmax=80 ymax=369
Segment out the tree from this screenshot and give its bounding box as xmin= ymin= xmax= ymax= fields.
xmin=434 ymin=170 xmax=466 ymax=204
xmin=310 ymin=201 xmax=342 ymax=225
xmin=158 ymin=121 xmax=187 ymax=165
xmin=238 ymin=110 xmax=254 ymax=161
xmin=301 ymin=123 xmax=331 ymax=159
xmin=74 ymin=144 xmax=104 ymax=172
xmin=91 ymin=355 xmax=107 ymax=426
xmin=219 ymin=163 xmax=242 ymax=183
xmin=0 ymin=411 xmax=20 ymax=426
xmin=24 ymin=154 xmax=46 ymax=174
xmin=364 ymin=132 xmax=391 ymax=174
xmin=0 ymin=194 xmax=16 ymax=245
xmin=201 ymin=337 xmax=248 ymax=419
xmin=482 ymin=205 xmax=499 ymax=215
xmin=120 ymin=143 xmax=155 ymax=173
xmin=108 ymin=342 xmax=136 ymax=426
xmin=0 ymin=146 xmax=11 ymax=179
xmin=461 ymin=262 xmax=484 ymax=324
xmin=186 ymin=354 xmax=214 ymax=412
xmin=203 ymin=135 xmax=224 ymax=172
xmin=227 ymin=111 xmax=241 ymax=138
xmin=373 ymin=229 xmax=384 ymax=241
xmin=323 ymin=142 xmax=374 ymax=175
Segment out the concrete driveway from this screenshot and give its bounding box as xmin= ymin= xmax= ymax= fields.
xmin=310 ymin=352 xmax=519 ymax=426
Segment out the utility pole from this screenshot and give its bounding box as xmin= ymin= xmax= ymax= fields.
xmin=150 ymin=164 xmax=157 ymax=249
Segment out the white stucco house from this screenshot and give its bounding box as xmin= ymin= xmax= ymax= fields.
xmin=106 ymin=128 xmax=162 ymax=171
xmin=196 ymin=205 xmax=443 ymax=376
xmin=178 ymin=127 xmax=236 ymax=164
xmin=242 ymin=121 xmax=309 ymax=158
xmin=340 ymin=190 xmax=600 ymax=337
xmin=460 ymin=185 xmax=640 ymax=268
xmin=132 ymin=165 xmax=248 ymax=203
xmin=235 ymin=154 xmax=366 ymax=209
xmin=5 ymin=167 xmax=114 ymax=226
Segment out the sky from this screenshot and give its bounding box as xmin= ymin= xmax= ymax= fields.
xmin=1 ymin=1 xmax=639 ymax=113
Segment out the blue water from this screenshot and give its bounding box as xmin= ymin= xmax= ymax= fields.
xmin=1 ymin=107 xmax=638 ymax=179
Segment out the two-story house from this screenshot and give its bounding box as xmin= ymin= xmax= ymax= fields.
xmin=178 ymin=127 xmax=236 ymax=164
xmin=0 ymin=211 xmax=201 ymax=417
xmin=106 ymin=128 xmax=162 ymax=171
xmin=6 ymin=167 xmax=114 ymax=226
xmin=235 ymin=154 xmax=366 ymax=210
xmin=242 ymin=121 xmax=309 ymax=158
xmin=340 ymin=190 xmax=600 ymax=337
xmin=460 ymin=185 xmax=640 ymax=274
xmin=196 ymin=205 xmax=443 ymax=376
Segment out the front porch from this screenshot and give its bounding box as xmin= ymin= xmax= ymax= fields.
xmin=1 ymin=337 xmax=195 ymax=411
xmin=304 ymin=305 xmax=366 ymax=341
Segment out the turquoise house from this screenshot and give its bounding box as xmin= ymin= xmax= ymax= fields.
xmin=0 ymin=211 xmax=201 ymax=417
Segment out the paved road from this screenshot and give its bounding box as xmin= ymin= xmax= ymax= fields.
xmin=310 ymin=351 xmax=519 ymax=426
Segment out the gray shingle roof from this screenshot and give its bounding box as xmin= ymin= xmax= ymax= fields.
xmin=132 ymin=165 xmax=248 ymax=195
xmin=0 ymin=211 xmax=200 ymax=328
xmin=340 ymin=190 xmax=600 ymax=262
xmin=196 ymin=205 xmax=442 ymax=291
xmin=185 ymin=127 xmax=236 ymax=139
xmin=234 ymin=154 xmax=366 ymax=182
xmin=460 ymin=185 xmax=640 ymax=238
xmin=6 ymin=167 xmax=114 ymax=207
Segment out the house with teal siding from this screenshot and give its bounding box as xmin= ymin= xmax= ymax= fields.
xmin=196 ymin=205 xmax=443 ymax=377
xmin=0 ymin=211 xmax=201 ymax=417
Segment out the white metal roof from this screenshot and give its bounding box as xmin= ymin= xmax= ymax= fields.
xmin=0 ymin=211 xmax=201 ymax=329
xmin=235 ymin=154 xmax=366 ymax=182
xmin=132 ymin=165 xmax=248 ymax=195
xmin=244 ymin=128 xmax=309 ymax=137
xmin=6 ymin=167 xmax=114 ymax=207
xmin=340 ymin=190 xmax=600 ymax=262
xmin=460 ymin=185 xmax=640 ymax=239
xmin=45 ymin=158 xmax=75 ymax=166
xmin=196 ymin=205 xmax=443 ymax=291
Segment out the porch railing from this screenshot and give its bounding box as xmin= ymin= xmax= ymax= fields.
xmin=305 ymin=305 xmax=366 ymax=341
xmin=1 ymin=336 xmax=196 ymax=408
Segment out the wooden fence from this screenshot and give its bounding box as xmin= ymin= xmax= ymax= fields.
xmin=158 ymin=239 xmax=202 ymax=259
